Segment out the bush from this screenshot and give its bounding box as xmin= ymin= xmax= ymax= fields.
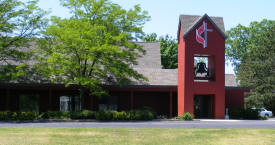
xmin=0 ymin=108 xmax=157 ymax=121
xmin=95 ymin=108 xmax=156 ymax=121
xmin=0 ymin=111 xmax=37 ymax=121
xmin=244 ymin=109 xmax=259 ymax=119
xmin=229 ymin=108 xmax=260 ymax=119
xmin=139 ymin=107 xmax=157 ymax=118
xmin=95 ymin=110 xmax=117 ymax=120
xmin=0 ymin=111 xmax=14 ymax=120
xmin=115 ymin=111 xmax=130 ymax=120
xmin=129 ymin=109 xmax=154 ymax=120
xmin=228 ymin=109 xmax=243 ymax=119
xmin=178 ymin=112 xmax=193 ymax=120
xmin=70 ymin=110 xmax=95 ymax=119
xmin=41 ymin=111 xmax=70 ymax=119
xmin=260 ymin=116 xmax=268 ymax=120
xmin=17 ymin=112 xmax=37 ymax=120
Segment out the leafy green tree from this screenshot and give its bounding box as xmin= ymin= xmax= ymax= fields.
xmin=142 ymin=33 xmax=157 ymax=42
xmin=226 ymin=19 xmax=275 ymax=112
xmin=0 ymin=0 xmax=47 ymax=81
xmin=142 ymin=33 xmax=177 ymax=69
xmin=226 ymin=20 xmax=275 ymax=73
xmin=35 ymin=0 xmax=150 ymax=108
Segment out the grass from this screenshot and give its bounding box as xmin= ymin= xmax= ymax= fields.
xmin=0 ymin=128 xmax=274 ymax=145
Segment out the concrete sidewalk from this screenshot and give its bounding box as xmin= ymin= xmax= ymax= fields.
xmin=197 ymin=118 xmax=275 ymax=122
xmin=0 ymin=119 xmax=274 ymax=128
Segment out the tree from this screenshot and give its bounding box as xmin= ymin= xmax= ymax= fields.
xmin=0 ymin=0 xmax=47 ymax=81
xmin=142 ymin=33 xmax=177 ymax=69
xmin=226 ymin=20 xmax=275 ymax=73
xmin=226 ymin=19 xmax=275 ymax=112
xmin=142 ymin=33 xmax=157 ymax=42
xmin=35 ymin=0 xmax=150 ymax=108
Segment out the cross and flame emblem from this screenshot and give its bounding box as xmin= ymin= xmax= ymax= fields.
xmin=196 ymin=21 xmax=213 ymax=48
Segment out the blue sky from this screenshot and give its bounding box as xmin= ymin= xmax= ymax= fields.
xmin=37 ymin=0 xmax=275 ymax=74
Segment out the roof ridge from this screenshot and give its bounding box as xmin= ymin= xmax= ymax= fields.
xmin=178 ymin=13 xmax=226 ymax=40
xmin=135 ymin=42 xmax=160 ymax=44
xmin=180 ymin=14 xmax=223 ymax=18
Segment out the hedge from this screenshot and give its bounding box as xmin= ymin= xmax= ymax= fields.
xmin=0 ymin=111 xmax=37 ymax=121
xmin=229 ymin=108 xmax=260 ymax=119
xmin=40 ymin=111 xmax=70 ymax=119
xmin=0 ymin=108 xmax=157 ymax=121
xmin=95 ymin=108 xmax=155 ymax=121
xmin=70 ymin=110 xmax=96 ymax=119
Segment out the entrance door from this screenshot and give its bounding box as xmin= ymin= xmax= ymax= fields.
xmin=194 ymin=95 xmax=213 ymax=118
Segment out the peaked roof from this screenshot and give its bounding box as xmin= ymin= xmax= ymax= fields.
xmin=0 ymin=41 xmax=238 ymax=87
xmin=134 ymin=42 xmax=161 ymax=69
xmin=132 ymin=68 xmax=237 ymax=87
xmin=178 ymin=14 xmax=226 ymax=40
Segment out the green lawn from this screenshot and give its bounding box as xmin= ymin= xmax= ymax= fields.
xmin=0 ymin=128 xmax=274 ymax=145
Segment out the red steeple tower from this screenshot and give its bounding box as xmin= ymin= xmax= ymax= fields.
xmin=177 ymin=14 xmax=226 ymax=119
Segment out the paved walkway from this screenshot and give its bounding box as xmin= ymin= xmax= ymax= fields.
xmin=0 ymin=119 xmax=274 ymax=128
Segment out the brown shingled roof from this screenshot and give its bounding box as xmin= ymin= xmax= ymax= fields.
xmin=132 ymin=68 xmax=178 ymax=86
xmin=133 ymin=68 xmax=237 ymax=87
xmin=0 ymin=41 xmax=238 ymax=87
xmin=177 ymin=14 xmax=226 ymax=40
xmin=135 ymin=42 xmax=161 ymax=69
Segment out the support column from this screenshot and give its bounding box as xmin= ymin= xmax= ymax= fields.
xmin=130 ymin=90 xmax=134 ymax=110
xmin=6 ymin=88 xmax=10 ymax=110
xmin=90 ymin=95 xmax=94 ymax=111
xmin=169 ymin=90 xmax=173 ymax=118
xmin=49 ymin=88 xmax=52 ymax=111
xmin=210 ymin=95 xmax=214 ymax=118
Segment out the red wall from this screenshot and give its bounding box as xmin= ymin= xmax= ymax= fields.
xmin=92 ymin=89 xmax=177 ymax=116
xmin=178 ymin=17 xmax=226 ymax=118
xmin=178 ymin=26 xmax=186 ymax=116
xmin=225 ymin=88 xmax=250 ymax=109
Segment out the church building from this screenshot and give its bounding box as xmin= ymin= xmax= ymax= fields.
xmin=0 ymin=14 xmax=249 ymax=119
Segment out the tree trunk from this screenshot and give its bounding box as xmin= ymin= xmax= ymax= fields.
xmin=79 ymin=86 xmax=86 ymax=110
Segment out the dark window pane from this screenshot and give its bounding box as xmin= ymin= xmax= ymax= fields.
xmin=19 ymin=94 xmax=40 ymax=113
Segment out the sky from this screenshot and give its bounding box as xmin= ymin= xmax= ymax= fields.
xmin=37 ymin=0 xmax=275 ymax=74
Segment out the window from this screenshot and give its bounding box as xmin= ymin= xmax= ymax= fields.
xmin=98 ymin=96 xmax=118 ymax=111
xmin=60 ymin=96 xmax=81 ymax=111
xmin=19 ymin=94 xmax=40 ymax=113
xmin=194 ymin=55 xmax=215 ymax=82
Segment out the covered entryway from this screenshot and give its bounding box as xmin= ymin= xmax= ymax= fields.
xmin=194 ymin=95 xmax=214 ymax=118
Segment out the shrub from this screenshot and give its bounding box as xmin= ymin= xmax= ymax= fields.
xmin=95 ymin=110 xmax=117 ymax=120
xmin=17 ymin=112 xmax=37 ymax=120
xmin=95 ymin=108 xmax=156 ymax=121
xmin=68 ymin=111 xmax=81 ymax=119
xmin=0 ymin=111 xmax=14 ymax=120
xmin=116 ymin=111 xmax=130 ymax=120
xmin=70 ymin=110 xmax=95 ymax=119
xmin=228 ymin=109 xmax=243 ymax=119
xmin=41 ymin=111 xmax=70 ymax=119
xmin=244 ymin=109 xmax=259 ymax=119
xmin=229 ymin=108 xmax=260 ymax=119
xmin=81 ymin=110 xmax=96 ymax=119
xmin=39 ymin=112 xmax=49 ymax=119
xmin=178 ymin=112 xmax=193 ymax=120
xmin=139 ymin=107 xmax=157 ymax=118
xmin=0 ymin=108 xmax=157 ymax=121
xmin=0 ymin=111 xmax=37 ymax=121
xmin=129 ymin=109 xmax=154 ymax=120
xmin=260 ymin=115 xmax=268 ymax=120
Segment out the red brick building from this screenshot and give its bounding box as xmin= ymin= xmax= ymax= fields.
xmin=0 ymin=14 xmax=249 ymax=119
